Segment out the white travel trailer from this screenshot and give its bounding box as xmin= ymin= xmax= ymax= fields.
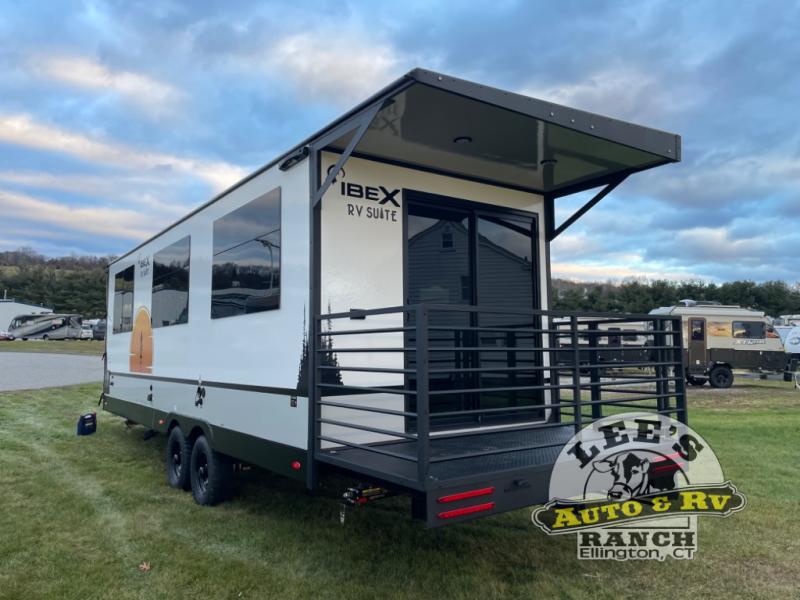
xmin=650 ymin=300 xmax=785 ymax=388
xmin=103 ymin=69 xmax=685 ymax=527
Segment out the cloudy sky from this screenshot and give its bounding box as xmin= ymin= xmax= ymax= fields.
xmin=1 ymin=1 xmax=798 ymax=283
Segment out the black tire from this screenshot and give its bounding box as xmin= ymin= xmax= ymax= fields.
xmin=190 ymin=435 xmax=231 ymax=506
xmin=784 ymin=371 xmax=793 ymax=382
xmin=42 ymin=335 xmax=49 ymax=340
xmin=709 ymin=365 xmax=733 ymax=389
xmin=686 ymin=375 xmax=707 ymax=386
xmin=166 ymin=426 xmax=192 ymax=490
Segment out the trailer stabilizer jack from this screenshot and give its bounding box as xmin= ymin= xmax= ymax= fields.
xmin=339 ymin=484 xmax=391 ymax=525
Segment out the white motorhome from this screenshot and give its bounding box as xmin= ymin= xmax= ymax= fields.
xmin=650 ymin=300 xmax=785 ymax=388
xmin=8 ymin=313 xmax=83 ymax=340
xmin=102 ymin=69 xmax=685 ymax=527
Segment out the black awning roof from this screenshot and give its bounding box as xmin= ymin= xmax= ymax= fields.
xmin=321 ymin=69 xmax=680 ymax=196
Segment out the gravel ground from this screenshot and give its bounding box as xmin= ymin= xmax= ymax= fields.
xmin=0 ymin=352 xmax=103 ymax=391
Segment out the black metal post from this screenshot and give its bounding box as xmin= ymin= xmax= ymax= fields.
xmin=654 ymin=319 xmax=667 ymax=413
xmin=588 ymin=322 xmax=602 ymax=420
xmin=416 ymin=306 xmax=430 ymax=485
xmin=570 ymin=315 xmax=582 ymax=432
xmin=672 ymin=316 xmax=688 ymax=424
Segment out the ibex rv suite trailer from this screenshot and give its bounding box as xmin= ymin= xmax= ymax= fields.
xmin=650 ymin=300 xmax=785 ymax=388
xmin=103 ymin=69 xmax=685 ymax=527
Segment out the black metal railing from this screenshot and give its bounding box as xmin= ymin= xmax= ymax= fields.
xmin=313 ymin=304 xmax=685 ymax=488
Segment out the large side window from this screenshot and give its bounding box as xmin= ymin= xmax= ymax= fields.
xmin=152 ymin=236 xmax=191 ymax=328
xmin=211 ymin=188 xmax=281 ymax=319
xmin=113 ymin=265 xmax=135 ymax=333
xmin=732 ymin=321 xmax=766 ymax=339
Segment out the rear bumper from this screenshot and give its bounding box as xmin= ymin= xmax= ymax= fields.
xmin=418 ymin=464 xmax=552 ymax=528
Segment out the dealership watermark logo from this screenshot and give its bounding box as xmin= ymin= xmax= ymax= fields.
xmin=531 ymin=413 xmax=746 ymax=561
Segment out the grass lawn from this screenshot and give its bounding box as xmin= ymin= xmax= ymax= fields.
xmin=0 ymin=339 xmax=104 ymax=356
xmin=0 ymin=380 xmax=798 ymax=599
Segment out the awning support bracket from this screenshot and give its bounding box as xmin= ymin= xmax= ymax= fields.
xmin=311 ymin=101 xmax=385 ymax=207
xmin=548 ymin=174 xmax=628 ymax=241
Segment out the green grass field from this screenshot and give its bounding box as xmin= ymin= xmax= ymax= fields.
xmin=0 ymin=380 xmax=798 ymax=599
xmin=0 ymin=339 xmax=104 ymax=356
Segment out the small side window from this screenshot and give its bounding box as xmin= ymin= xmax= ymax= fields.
xmin=690 ymin=319 xmax=705 ymax=341
xmin=113 ymin=265 xmax=135 ymax=334
xmin=441 ymin=228 xmax=454 ymax=250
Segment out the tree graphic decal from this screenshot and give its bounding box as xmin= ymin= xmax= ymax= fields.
xmin=297 ymin=303 xmax=343 ymax=397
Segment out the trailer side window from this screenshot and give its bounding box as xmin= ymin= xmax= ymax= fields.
xmin=112 ymin=265 xmax=135 ymax=334
xmin=732 ymin=321 xmax=766 ymax=339
xmin=211 ymin=188 xmax=281 ymax=318
xmin=152 ymin=236 xmax=191 ymax=328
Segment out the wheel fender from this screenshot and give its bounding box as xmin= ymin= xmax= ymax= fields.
xmin=163 ymin=414 xmax=216 ymax=448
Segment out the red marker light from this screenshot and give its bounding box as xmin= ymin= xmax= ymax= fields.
xmin=438 ymin=486 xmax=495 ymax=504
xmin=291 ymin=460 xmax=302 ymax=470
xmin=438 ymin=502 xmax=496 ymax=519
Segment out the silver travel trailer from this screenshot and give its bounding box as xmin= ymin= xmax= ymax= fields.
xmin=649 ymin=300 xmax=785 ymax=388
xmin=102 ymin=69 xmax=685 ymax=527
xmin=8 ymin=313 xmax=83 ymax=340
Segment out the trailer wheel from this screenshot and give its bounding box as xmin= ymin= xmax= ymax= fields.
xmin=686 ymin=375 xmax=707 ymax=386
xmin=189 ymin=435 xmax=231 ymax=506
xmin=166 ymin=426 xmax=192 ymax=490
xmin=709 ymin=365 xmax=733 ymax=389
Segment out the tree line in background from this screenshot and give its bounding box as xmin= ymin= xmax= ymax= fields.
xmin=0 ymin=248 xmax=113 ymax=319
xmin=2 ymin=248 xmax=800 ymax=319
xmin=552 ymin=278 xmax=800 ymax=317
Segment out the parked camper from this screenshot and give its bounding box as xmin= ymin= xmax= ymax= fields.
xmin=778 ymin=325 xmax=800 ymax=381
xmin=8 ymin=313 xmax=83 ymax=340
xmin=649 ymin=300 xmax=784 ymax=388
xmin=102 ymin=69 xmax=684 ymax=527
xmin=554 ymin=317 xmax=651 ymax=366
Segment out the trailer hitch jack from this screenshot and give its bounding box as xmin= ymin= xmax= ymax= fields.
xmin=339 ymin=484 xmax=390 ymax=525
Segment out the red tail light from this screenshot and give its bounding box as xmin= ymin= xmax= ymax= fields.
xmin=438 ymin=502 xmax=496 ymax=519
xmin=438 ymin=486 xmax=495 ymax=504
xmin=291 ymin=460 xmax=302 ymax=470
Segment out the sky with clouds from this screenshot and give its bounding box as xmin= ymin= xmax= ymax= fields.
xmin=1 ymin=0 xmax=798 ymax=283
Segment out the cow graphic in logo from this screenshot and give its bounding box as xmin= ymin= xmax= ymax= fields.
xmin=589 ymin=451 xmax=686 ymax=500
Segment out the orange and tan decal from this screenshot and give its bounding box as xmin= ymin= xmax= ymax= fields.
xmin=707 ymin=321 xmax=731 ymax=337
xmin=129 ymin=306 xmax=153 ymax=373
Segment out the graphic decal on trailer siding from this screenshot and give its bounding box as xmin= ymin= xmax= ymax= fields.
xmin=327 ymin=165 xmax=401 ymax=222
xmin=129 ymin=306 xmax=153 ymax=373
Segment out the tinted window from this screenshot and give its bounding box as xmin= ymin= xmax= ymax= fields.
xmin=691 ymin=319 xmax=705 ymax=341
xmin=211 ymin=188 xmax=281 ymax=318
xmin=152 ymin=236 xmax=190 ymax=328
xmin=732 ymin=321 xmax=765 ymax=339
xmin=113 ymin=266 xmax=135 ymax=334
